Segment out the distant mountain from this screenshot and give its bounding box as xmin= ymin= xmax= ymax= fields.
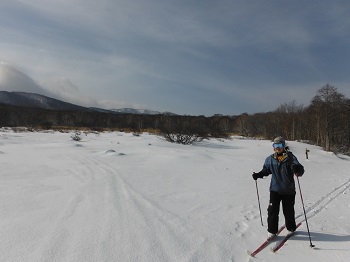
xmin=0 ymin=91 xmax=177 ymax=115
xmin=0 ymin=91 xmax=92 ymax=111
xmin=110 ymin=108 xmax=162 ymax=115
xmin=92 ymin=107 xmax=177 ymax=115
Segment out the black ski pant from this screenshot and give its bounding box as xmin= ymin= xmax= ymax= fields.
xmin=267 ymin=191 xmax=296 ymax=234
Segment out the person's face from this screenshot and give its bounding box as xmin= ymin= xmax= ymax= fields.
xmin=273 ymin=143 xmax=284 ymax=153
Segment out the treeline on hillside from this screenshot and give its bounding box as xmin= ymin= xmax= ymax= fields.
xmin=0 ymin=84 xmax=349 ymax=154
xmin=0 ymin=104 xmax=234 ymax=139
xmin=234 ymin=84 xmax=350 ymax=154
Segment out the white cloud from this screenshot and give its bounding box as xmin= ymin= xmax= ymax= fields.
xmin=39 ymin=77 xmax=98 ymax=107
xmin=1 ymin=1 xmax=350 ymax=116
xmin=0 ymin=61 xmax=141 ymax=110
xmin=0 ymin=62 xmax=47 ymax=94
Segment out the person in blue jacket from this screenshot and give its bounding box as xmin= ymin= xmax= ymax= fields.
xmin=252 ymin=136 xmax=304 ymax=238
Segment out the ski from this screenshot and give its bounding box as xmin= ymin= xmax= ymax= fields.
xmin=248 ymin=225 xmax=285 ymax=257
xmin=271 ymin=222 xmax=302 ymax=253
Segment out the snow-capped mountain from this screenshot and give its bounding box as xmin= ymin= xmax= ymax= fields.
xmin=0 ymin=91 xmax=91 ymax=111
xmin=110 ymin=108 xmax=166 ymax=115
xmin=0 ymin=91 xmax=176 ymax=115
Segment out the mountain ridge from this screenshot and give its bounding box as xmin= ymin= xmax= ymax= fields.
xmin=0 ymin=91 xmax=92 ymax=111
xmin=0 ymin=91 xmax=176 ymax=115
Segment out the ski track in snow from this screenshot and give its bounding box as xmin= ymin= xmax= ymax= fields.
xmin=1 ymin=132 xmax=350 ymax=262
xmin=296 ymin=178 xmax=350 ymax=222
xmin=37 ymin=152 xmax=208 ymax=262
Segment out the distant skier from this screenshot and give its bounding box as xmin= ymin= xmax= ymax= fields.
xmin=252 ymin=137 xmax=304 ymax=239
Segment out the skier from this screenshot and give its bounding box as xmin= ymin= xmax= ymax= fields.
xmin=252 ymin=136 xmax=304 ymax=239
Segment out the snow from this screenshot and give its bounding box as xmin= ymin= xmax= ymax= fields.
xmin=0 ymin=130 xmax=349 ymax=262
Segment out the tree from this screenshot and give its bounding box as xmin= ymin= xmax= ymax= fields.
xmin=274 ymin=100 xmax=304 ymax=141
xmin=309 ymin=84 xmax=346 ymax=151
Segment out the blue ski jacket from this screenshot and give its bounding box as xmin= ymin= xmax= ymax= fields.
xmin=259 ymin=151 xmax=304 ymax=195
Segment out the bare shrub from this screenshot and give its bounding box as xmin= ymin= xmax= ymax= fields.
xmin=71 ymin=132 xmax=82 ymax=141
xmin=159 ymin=117 xmax=207 ymax=145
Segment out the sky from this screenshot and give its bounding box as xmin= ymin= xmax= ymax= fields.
xmin=1 ymin=0 xmax=350 ymax=116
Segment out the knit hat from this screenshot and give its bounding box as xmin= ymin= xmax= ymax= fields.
xmin=273 ymin=136 xmax=285 ymax=146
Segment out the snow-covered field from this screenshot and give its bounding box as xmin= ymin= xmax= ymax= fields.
xmin=0 ymin=130 xmax=349 ymax=262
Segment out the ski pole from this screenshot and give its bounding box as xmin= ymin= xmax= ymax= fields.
xmin=255 ymin=180 xmax=264 ymax=226
xmin=295 ymin=174 xmax=315 ymax=247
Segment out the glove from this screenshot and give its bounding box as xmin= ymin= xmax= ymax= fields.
xmin=252 ymin=172 xmax=262 ymax=180
xmin=291 ymin=164 xmax=301 ymax=174
xmin=291 ymin=164 xmax=304 ymax=176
